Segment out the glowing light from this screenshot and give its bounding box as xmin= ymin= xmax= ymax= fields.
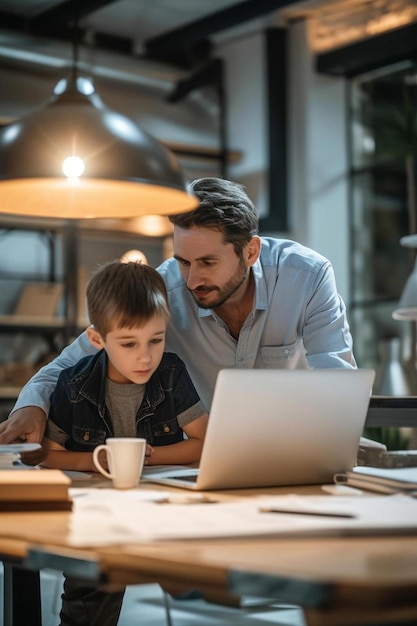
xmin=130 ymin=215 xmax=173 ymax=237
xmin=62 ymin=156 xmax=85 ymax=178
xmin=120 ymin=249 xmax=148 ymax=264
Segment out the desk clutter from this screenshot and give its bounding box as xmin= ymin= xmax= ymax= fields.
xmin=336 ymin=465 xmax=417 ymax=494
xmin=0 ymin=451 xmax=20 ymax=469
xmin=0 ymin=443 xmax=42 ymax=469
xmin=0 ymin=466 xmax=71 ymax=511
xmin=67 ymin=486 xmax=417 ymax=547
xmin=357 ymin=436 xmax=417 ymax=468
xmin=380 ymin=450 xmax=417 ymax=468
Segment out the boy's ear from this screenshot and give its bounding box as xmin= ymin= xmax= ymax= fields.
xmin=86 ymin=326 xmax=105 ymax=350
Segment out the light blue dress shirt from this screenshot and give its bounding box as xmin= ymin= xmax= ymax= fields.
xmin=13 ymin=237 xmax=355 ymax=414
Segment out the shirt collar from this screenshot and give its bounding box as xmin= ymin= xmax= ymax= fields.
xmin=252 ymin=258 xmax=268 ymax=311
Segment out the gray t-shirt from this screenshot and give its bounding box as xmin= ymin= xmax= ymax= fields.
xmin=105 ymin=378 xmax=145 ymax=437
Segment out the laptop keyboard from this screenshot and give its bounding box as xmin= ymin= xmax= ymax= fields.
xmin=171 ymin=473 xmax=198 ymax=483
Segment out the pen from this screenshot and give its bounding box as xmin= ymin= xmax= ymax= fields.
xmin=259 ymin=507 xmax=355 ymax=519
xmin=158 ymin=495 xmax=218 ymax=504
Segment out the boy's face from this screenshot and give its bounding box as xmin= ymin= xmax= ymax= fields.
xmin=97 ymin=315 xmax=167 ymax=384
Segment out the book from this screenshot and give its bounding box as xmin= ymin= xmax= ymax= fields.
xmin=334 ymin=466 xmax=417 ymax=494
xmin=0 ymin=469 xmax=72 ymax=511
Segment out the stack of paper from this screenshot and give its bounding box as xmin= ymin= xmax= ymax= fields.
xmin=0 ymin=443 xmax=41 ymax=470
xmin=68 ymin=491 xmax=417 ymax=547
xmin=0 ymin=451 xmax=20 ymax=468
xmin=335 ymin=466 xmax=417 ymax=494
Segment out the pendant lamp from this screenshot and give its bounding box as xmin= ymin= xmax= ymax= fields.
xmin=82 ymin=214 xmax=173 ymax=237
xmin=0 ymin=71 xmax=197 ymax=219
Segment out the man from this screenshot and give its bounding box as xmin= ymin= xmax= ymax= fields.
xmin=0 ymin=176 xmax=355 ymax=446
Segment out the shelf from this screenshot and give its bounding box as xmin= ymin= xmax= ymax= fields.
xmin=0 ymin=315 xmax=66 ymax=331
xmin=0 ymin=386 xmax=21 ymax=399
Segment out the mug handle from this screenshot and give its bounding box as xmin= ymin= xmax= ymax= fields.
xmin=92 ymin=445 xmax=113 ymax=479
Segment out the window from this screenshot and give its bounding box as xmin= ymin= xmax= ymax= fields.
xmin=349 ymin=61 xmax=417 ymax=370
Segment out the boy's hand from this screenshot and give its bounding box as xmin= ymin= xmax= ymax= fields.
xmin=20 ymin=445 xmax=47 ymax=466
xmin=144 ymin=443 xmax=154 ymax=465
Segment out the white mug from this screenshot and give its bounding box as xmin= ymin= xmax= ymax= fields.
xmin=92 ymin=437 xmax=147 ymax=489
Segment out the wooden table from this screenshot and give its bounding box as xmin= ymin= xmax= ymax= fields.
xmin=2 ymin=483 xmax=417 ymax=626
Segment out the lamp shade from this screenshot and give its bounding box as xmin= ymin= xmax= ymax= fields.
xmin=392 ymin=258 xmax=417 ymax=321
xmin=0 ymin=76 xmax=197 ymax=219
xmin=82 ymin=214 xmax=173 ymax=237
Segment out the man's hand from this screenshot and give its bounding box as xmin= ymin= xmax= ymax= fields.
xmin=0 ymin=406 xmax=47 ymax=444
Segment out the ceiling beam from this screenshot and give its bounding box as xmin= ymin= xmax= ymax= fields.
xmin=0 ymin=0 xmax=300 ymax=68
xmin=145 ymin=0 xmax=300 ymax=61
xmin=0 ymin=11 xmax=23 ymax=30
xmin=0 ymin=1 xmax=131 ymax=55
xmin=0 ymin=1 xmax=119 ymax=38
xmin=168 ymin=58 xmax=223 ymax=102
xmin=316 ymin=22 xmax=417 ymax=78
xmin=29 ymin=0 xmax=118 ymax=31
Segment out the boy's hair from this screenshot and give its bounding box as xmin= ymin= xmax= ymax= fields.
xmin=86 ymin=260 xmax=169 ymax=338
xmin=169 ymin=177 xmax=259 ymax=257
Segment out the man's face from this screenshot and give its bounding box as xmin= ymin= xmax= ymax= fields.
xmin=173 ymin=225 xmax=250 ymax=309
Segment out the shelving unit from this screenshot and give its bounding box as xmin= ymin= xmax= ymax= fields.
xmin=0 ymin=220 xmax=72 ymax=410
xmin=0 ymin=216 xmax=170 ymax=414
xmin=0 ymin=386 xmax=24 ymax=400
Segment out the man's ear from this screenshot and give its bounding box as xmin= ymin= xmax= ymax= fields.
xmin=245 ymin=236 xmax=261 ymax=267
xmin=86 ymin=326 xmax=105 ymax=350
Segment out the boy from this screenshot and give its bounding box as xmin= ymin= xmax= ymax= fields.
xmin=41 ymin=259 xmax=208 ymax=470
xmin=41 ymin=260 xmax=208 ymax=626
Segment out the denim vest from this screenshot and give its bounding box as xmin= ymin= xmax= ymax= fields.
xmin=48 ymin=350 xmax=202 ymax=452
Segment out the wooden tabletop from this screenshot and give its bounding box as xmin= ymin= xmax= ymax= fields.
xmin=1 ymin=480 xmax=417 ymax=626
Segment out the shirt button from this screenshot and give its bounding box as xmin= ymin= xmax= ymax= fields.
xmin=284 ymin=349 xmax=289 ymax=354
xmin=83 ymin=433 xmax=90 ymax=441
xmin=163 ymin=424 xmax=170 ymax=433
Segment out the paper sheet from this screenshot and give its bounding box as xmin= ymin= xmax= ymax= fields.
xmin=67 ymin=492 xmax=417 ymax=547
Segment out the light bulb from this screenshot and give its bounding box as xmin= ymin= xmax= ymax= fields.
xmin=120 ymin=249 xmax=148 ymax=264
xmin=62 ymin=156 xmax=85 ymax=178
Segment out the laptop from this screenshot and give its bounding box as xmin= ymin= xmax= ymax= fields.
xmin=143 ymin=368 xmax=375 ymax=491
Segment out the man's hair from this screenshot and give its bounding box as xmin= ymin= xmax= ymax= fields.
xmin=86 ymin=260 xmax=169 ymax=337
xmin=169 ymin=177 xmax=259 ymax=256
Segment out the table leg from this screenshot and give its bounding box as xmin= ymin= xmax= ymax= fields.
xmin=3 ymin=564 xmax=42 ymax=626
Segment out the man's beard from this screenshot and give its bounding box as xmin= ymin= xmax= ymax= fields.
xmin=190 ymin=260 xmax=249 ymax=309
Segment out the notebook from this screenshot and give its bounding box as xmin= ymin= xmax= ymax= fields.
xmin=144 ymin=368 xmax=375 ymax=491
